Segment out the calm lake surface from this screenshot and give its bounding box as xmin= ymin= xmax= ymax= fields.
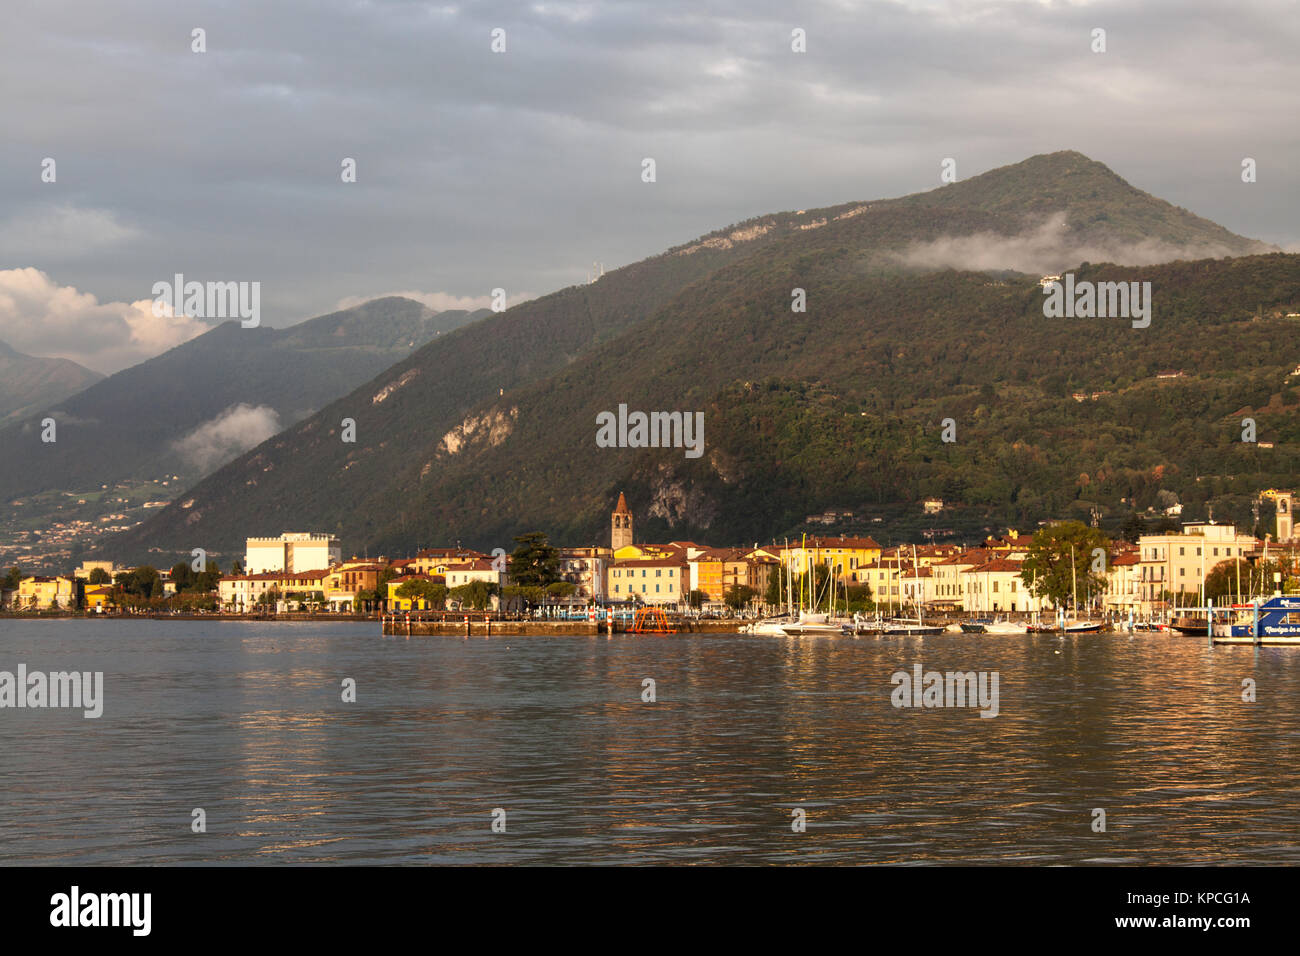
xmin=1 ymin=618 xmax=1296 ymax=865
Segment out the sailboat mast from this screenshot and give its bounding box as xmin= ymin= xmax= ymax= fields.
xmin=912 ymin=543 xmax=921 ymax=625
xmin=1071 ymin=547 xmax=1079 ymax=619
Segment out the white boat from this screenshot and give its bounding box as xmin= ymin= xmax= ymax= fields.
xmin=781 ymin=610 xmax=852 ymax=635
xmin=744 ymin=615 xmax=794 ymax=636
xmin=983 ymin=620 xmax=1029 ymax=634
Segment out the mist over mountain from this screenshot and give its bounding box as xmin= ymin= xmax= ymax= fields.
xmin=0 ymin=296 xmax=488 ymax=499
xmin=104 ymin=152 xmax=1294 ymax=564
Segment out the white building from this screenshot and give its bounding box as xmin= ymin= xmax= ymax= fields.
xmin=1136 ymin=522 xmax=1258 ymax=610
xmin=245 ymin=532 xmax=341 ymax=574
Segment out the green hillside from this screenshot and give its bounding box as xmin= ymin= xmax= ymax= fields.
xmin=0 ymin=340 xmax=103 ymax=425
xmin=104 ymin=152 xmax=1291 ymax=564
xmin=0 ymin=296 xmax=485 ymax=499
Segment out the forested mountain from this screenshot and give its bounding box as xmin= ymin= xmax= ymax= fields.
xmin=0 ymin=296 xmax=487 ymax=498
xmin=0 ymin=340 xmax=102 ymax=425
xmin=105 ymin=152 xmax=1293 ymax=563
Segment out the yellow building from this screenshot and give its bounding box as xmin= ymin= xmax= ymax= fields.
xmin=608 ymin=559 xmax=686 ymax=604
xmin=779 ymin=536 xmax=883 ymax=585
xmin=17 ymin=575 xmax=76 ymax=609
xmin=688 ymin=547 xmax=776 ymax=603
xmin=324 ymin=562 xmax=385 ymax=611
xmin=83 ymin=585 xmax=114 ymax=611
xmin=386 ymin=574 xmax=446 ymax=612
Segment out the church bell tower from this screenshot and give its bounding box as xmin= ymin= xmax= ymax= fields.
xmin=612 ymin=492 xmax=633 ymax=551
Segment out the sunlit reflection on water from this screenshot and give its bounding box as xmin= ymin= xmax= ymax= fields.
xmin=0 ymin=619 xmax=1296 ymax=864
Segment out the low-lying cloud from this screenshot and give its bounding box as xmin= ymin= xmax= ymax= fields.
xmin=172 ymin=403 xmax=281 ymax=474
xmin=889 ymin=216 xmax=1272 ymax=276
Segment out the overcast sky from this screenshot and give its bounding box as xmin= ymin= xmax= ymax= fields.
xmin=1 ymin=0 xmax=1296 ymax=373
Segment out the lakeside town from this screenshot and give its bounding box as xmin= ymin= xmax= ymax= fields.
xmin=4 ymin=490 xmax=1300 ymax=626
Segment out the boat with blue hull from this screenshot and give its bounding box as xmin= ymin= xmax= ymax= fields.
xmin=1211 ymin=596 xmax=1300 ymax=645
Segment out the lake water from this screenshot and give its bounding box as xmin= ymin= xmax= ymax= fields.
xmin=0 ymin=619 xmax=1296 ymax=865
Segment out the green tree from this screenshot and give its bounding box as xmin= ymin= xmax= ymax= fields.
xmin=450 ymin=580 xmax=499 ymax=610
xmin=1118 ymin=512 xmax=1146 ymax=544
xmin=688 ymin=589 xmax=708 ymax=609
xmin=724 ymin=584 xmax=756 ymax=610
xmin=395 ymin=578 xmax=447 ymax=609
xmin=764 ymin=566 xmax=783 ymax=606
xmin=546 ymin=581 xmax=577 ymax=601
xmin=86 ymin=567 xmax=111 ymax=585
xmin=1203 ymin=559 xmax=1252 ymax=603
xmin=844 ymin=584 xmax=875 ymax=613
xmin=1020 ymin=521 xmax=1110 ymax=610
xmin=193 ymin=562 xmax=222 ymax=592
xmin=170 ymin=562 xmax=195 ymax=592
xmin=2 ymin=566 xmax=20 ymax=591
xmin=508 ymin=532 xmax=560 ymax=588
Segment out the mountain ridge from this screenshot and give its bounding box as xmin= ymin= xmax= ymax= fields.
xmin=100 ymin=152 xmax=1288 ymax=564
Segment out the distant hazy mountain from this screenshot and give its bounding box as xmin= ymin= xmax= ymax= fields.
xmin=109 ymin=152 xmax=1294 ymax=562
xmin=0 ymin=296 xmax=487 ymax=498
xmin=0 ymin=340 xmax=102 ymax=425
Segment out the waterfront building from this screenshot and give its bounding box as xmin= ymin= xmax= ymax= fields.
xmin=960 ymin=557 xmax=1047 ymax=614
xmin=443 ymin=559 xmax=506 ymax=589
xmin=1102 ymin=550 xmax=1142 ymax=613
xmin=557 ymin=546 xmax=610 ymax=601
xmin=928 ymin=550 xmax=994 ymax=611
xmin=607 ymin=558 xmax=686 ymax=604
xmin=386 ymin=573 xmax=445 ymax=612
xmin=688 ymin=547 xmax=773 ymax=605
xmin=83 ymin=585 xmax=113 ymax=611
xmin=324 ymin=562 xmax=386 ymax=611
xmin=778 ymin=535 xmax=883 ymax=585
xmin=900 ymin=565 xmax=935 ymax=607
xmin=1136 ymin=522 xmax=1258 ymax=611
xmin=219 ymin=569 xmax=329 ymax=612
xmin=411 ymin=548 xmax=486 ymax=576
xmin=244 ymin=532 xmax=341 ymax=574
xmin=16 ymin=575 xmax=76 ymax=609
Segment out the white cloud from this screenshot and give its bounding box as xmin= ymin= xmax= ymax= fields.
xmin=172 ymin=403 xmax=281 ymax=474
xmin=889 ymin=217 xmax=1265 ymax=275
xmin=0 ymin=268 xmax=209 ymax=374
